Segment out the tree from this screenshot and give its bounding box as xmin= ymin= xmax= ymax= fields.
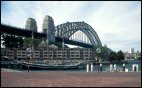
xmin=108 ymin=51 xmax=117 ymax=62
xmin=117 ymin=50 xmax=125 ymax=61
xmin=93 ymin=45 xmax=125 ymax=62
xmin=23 ymin=37 xmax=42 ymax=48
xmin=107 ymin=50 xmax=124 ymax=62
xmin=1 ymin=33 xmax=23 ymax=48
xmin=93 ymin=45 xmax=112 ymax=61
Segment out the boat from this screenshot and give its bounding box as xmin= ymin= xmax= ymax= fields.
xmin=21 ymin=61 xmax=79 ymax=70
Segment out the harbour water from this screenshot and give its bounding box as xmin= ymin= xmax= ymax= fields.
xmin=2 ymin=59 xmax=141 ymax=72
xmin=92 ymin=59 xmax=141 ymax=72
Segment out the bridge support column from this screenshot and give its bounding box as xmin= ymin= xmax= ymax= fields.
xmin=114 ymin=64 xmax=116 ymax=71
xmin=110 ymin=64 xmax=113 ymax=72
xmin=125 ymin=68 xmax=129 ymax=72
xmin=132 ymin=64 xmax=138 ymax=72
xmin=100 ymin=64 xmax=102 ymax=72
xmin=86 ymin=64 xmax=89 ymax=72
xmin=123 ymin=64 xmax=125 ymax=72
xmin=91 ymin=63 xmax=93 ymax=71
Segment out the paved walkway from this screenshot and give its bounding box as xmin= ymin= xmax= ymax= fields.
xmin=1 ymin=70 xmax=141 ymax=87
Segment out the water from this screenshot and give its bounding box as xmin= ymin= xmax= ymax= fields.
xmin=2 ymin=59 xmax=141 ymax=72
xmin=125 ymin=59 xmax=141 ymax=71
xmin=92 ymin=59 xmax=141 ymax=72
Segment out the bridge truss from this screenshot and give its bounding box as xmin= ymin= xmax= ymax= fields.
xmin=55 ymin=22 xmax=102 ymax=46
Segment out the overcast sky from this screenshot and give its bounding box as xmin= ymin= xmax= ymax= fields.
xmin=1 ymin=1 xmax=141 ymax=52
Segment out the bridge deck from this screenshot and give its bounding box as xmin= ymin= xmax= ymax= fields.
xmin=1 ymin=24 xmax=94 ymax=48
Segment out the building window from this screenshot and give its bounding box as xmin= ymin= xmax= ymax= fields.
xmin=71 ymin=52 xmax=75 ymax=54
xmin=44 ymin=55 xmax=47 ymax=57
xmin=35 ymin=55 xmax=39 ymax=56
xmin=58 ymin=52 xmax=62 ymax=54
xmin=76 ymin=55 xmax=79 ymax=57
xmin=63 ymin=55 xmax=66 ymax=57
xmin=49 ymin=55 xmax=52 ymax=57
xmin=44 ymin=52 xmax=47 ymax=54
xmin=71 ymin=55 xmax=74 ymax=57
xmin=58 ymin=55 xmax=61 ymax=57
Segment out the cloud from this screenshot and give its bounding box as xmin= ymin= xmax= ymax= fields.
xmin=105 ymin=40 xmax=141 ymax=52
xmin=1 ymin=1 xmax=141 ymax=52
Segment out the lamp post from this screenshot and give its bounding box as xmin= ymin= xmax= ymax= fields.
xmin=96 ymin=48 xmax=101 ymax=72
xmin=62 ymin=33 xmax=65 ymax=66
xmin=26 ymin=47 xmax=32 ymax=72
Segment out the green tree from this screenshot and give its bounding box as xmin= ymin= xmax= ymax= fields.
xmin=93 ymin=45 xmax=125 ymax=62
xmin=108 ymin=51 xmax=117 ymax=62
xmin=117 ymin=50 xmax=125 ymax=61
xmin=1 ymin=33 xmax=23 ymax=48
xmin=23 ymin=37 xmax=42 ymax=48
xmin=93 ymin=45 xmax=112 ymax=61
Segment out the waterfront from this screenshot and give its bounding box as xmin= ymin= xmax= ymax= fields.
xmin=1 ymin=59 xmax=141 ymax=87
xmin=94 ymin=59 xmax=141 ymax=72
xmin=1 ymin=70 xmax=141 ymax=87
xmin=1 ymin=59 xmax=141 ymax=72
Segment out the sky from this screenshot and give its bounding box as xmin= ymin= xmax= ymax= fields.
xmin=1 ymin=1 xmax=141 ymax=52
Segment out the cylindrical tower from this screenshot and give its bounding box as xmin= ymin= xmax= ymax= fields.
xmin=25 ymin=18 xmax=37 ymax=32
xmin=42 ymin=15 xmax=55 ymax=43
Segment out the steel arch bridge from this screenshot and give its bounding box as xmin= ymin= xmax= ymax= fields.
xmin=55 ymin=22 xmax=102 ymax=46
xmin=1 ymin=22 xmax=102 ymax=48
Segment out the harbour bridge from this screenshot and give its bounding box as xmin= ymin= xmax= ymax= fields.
xmin=1 ymin=16 xmax=102 ymax=48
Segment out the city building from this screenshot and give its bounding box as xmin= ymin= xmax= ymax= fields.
xmin=1 ymin=47 xmax=96 ymax=61
xmin=129 ymin=48 xmax=134 ymax=56
xmin=124 ymin=49 xmax=141 ymax=60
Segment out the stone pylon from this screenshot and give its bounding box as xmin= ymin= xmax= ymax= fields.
xmin=42 ymin=15 xmax=55 ymax=44
xmin=25 ymin=18 xmax=37 ymax=32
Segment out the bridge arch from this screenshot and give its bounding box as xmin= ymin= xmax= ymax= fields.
xmin=55 ymin=22 xmax=102 ymax=46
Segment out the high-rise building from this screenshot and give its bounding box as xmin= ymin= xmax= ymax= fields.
xmin=130 ymin=48 xmax=134 ymax=56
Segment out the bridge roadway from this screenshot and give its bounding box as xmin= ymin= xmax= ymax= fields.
xmin=1 ymin=24 xmax=93 ymax=48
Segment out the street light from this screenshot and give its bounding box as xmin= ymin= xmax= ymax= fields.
xmin=96 ymin=48 xmax=101 ymax=72
xmin=62 ymin=33 xmax=65 ymax=66
xmin=26 ymin=47 xmax=32 ymax=72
